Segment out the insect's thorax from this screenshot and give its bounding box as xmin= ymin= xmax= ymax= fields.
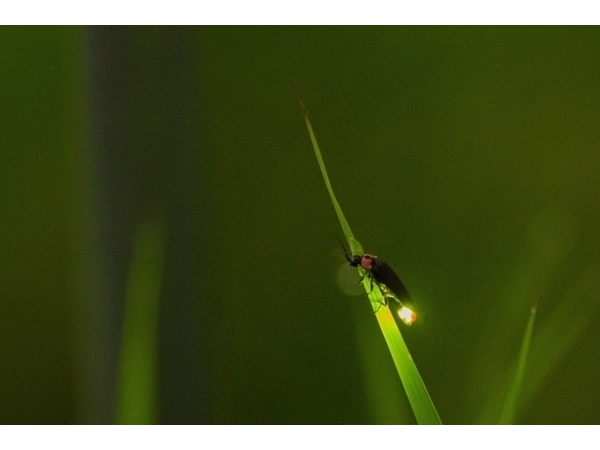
xmin=358 ymin=254 xmax=377 ymax=270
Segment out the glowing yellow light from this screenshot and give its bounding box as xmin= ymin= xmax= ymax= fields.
xmin=398 ymin=306 xmax=417 ymax=325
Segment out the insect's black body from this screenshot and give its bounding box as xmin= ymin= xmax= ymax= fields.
xmin=368 ymin=257 xmax=410 ymax=301
xmin=347 ymin=253 xmax=410 ymax=303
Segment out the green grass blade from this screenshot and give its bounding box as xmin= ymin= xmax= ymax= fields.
xmin=296 ymin=86 xmax=441 ymax=425
xmin=372 ymin=290 xmax=442 ymax=424
xmin=477 ymin=281 xmax=597 ymax=423
xmin=295 ymin=86 xmax=361 ymax=255
xmin=499 ymin=299 xmax=539 ymax=424
xmin=353 ymin=311 xmax=412 ymax=424
xmin=116 ymin=219 xmax=166 ymax=424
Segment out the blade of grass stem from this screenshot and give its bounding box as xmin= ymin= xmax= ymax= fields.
xmin=499 ymin=299 xmax=538 ymax=424
xmin=478 ymin=271 xmax=599 ymax=423
xmin=353 ymin=309 xmax=412 ymax=424
xmin=366 ymin=280 xmax=441 ymax=424
xmin=295 ymin=85 xmax=360 ymax=255
xmin=116 ymin=219 xmax=166 ymax=424
xmin=296 ymin=85 xmax=440 ymax=424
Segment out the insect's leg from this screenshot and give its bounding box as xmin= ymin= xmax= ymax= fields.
xmin=365 ymin=274 xmax=375 ymax=294
xmin=380 ymin=294 xmax=388 ymax=309
xmin=358 ymin=272 xmax=376 ymax=295
xmin=379 ymin=285 xmax=395 ymax=308
xmin=365 ymin=281 xmax=385 ymax=312
xmin=371 ymin=284 xmax=384 ymax=313
xmin=373 ymin=301 xmax=383 ymax=313
xmin=358 ymin=272 xmax=367 ymax=285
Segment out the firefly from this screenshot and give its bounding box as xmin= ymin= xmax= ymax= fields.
xmin=345 ymin=250 xmax=417 ymax=325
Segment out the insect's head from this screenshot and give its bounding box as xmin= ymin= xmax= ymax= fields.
xmin=346 ymin=254 xmax=376 ymax=270
xmin=338 ymin=239 xmax=376 ymax=270
xmin=347 ymin=255 xmax=362 ymax=267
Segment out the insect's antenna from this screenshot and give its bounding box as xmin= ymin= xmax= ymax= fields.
xmin=337 ymin=237 xmax=352 ymax=263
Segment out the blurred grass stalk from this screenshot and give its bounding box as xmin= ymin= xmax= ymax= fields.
xmin=499 ymin=300 xmax=538 ymax=424
xmin=116 ymin=219 xmax=166 ymax=424
xmin=296 ymin=86 xmax=441 ymax=425
xmin=478 ymin=265 xmax=599 ymax=424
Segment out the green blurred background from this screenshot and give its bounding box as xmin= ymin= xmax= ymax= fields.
xmin=2 ymin=26 xmax=600 ymax=424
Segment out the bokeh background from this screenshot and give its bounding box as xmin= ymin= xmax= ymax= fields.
xmin=2 ymin=26 xmax=600 ymax=424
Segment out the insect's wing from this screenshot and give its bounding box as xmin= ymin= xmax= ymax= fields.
xmin=371 ymin=259 xmax=418 ymax=325
xmin=371 ymin=259 xmax=410 ymax=301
